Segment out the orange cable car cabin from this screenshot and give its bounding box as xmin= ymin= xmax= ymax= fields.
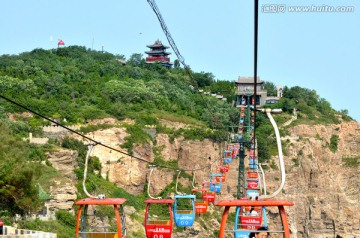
xmin=216 ymin=199 xmax=294 ymax=238
xmin=75 ymin=198 xmax=127 ymax=238
xmin=192 ymin=188 xmax=209 ymax=214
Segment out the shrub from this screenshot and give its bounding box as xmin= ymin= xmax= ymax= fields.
xmin=329 ymin=135 xmax=339 ymax=152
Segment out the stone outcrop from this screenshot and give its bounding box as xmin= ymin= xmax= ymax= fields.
xmin=264 ymin=120 xmax=360 ymax=237
xmin=45 ymin=119 xmax=360 ymax=237
xmin=46 ymin=148 xmax=78 ymax=180
xmin=42 ymin=148 xmax=78 ymax=218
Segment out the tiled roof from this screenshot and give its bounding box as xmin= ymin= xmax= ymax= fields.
xmin=236 ymin=76 xmax=263 ymax=84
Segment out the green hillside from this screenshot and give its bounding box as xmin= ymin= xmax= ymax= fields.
xmin=0 ymin=46 xmax=352 ymax=236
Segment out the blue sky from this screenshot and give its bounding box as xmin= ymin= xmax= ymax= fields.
xmin=1 ymin=0 xmax=359 ymax=121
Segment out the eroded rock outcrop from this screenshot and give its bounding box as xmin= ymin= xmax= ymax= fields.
xmin=46 ymin=119 xmax=360 ymax=237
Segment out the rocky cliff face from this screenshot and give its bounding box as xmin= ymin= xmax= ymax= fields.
xmin=280 ymin=121 xmax=360 ymax=238
xmin=45 ymin=119 xmax=360 ymax=237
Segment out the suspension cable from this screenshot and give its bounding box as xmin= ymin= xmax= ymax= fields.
xmin=82 ymin=143 xmax=100 ymax=199
xmin=0 ymin=94 xmax=219 ymax=172
xmin=146 ymin=0 xmax=222 ymax=125
xmin=175 ymin=170 xmax=183 ymax=195
xmin=253 ymin=0 xmax=259 ymax=145
xmin=191 ymin=170 xmax=196 ymax=188
xmin=147 ymin=165 xmax=162 ymax=199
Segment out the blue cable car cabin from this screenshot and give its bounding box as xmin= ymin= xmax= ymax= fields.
xmin=224 ymin=150 xmax=233 ymax=164
xmin=173 ymin=194 xmax=196 ymax=227
xmin=246 ymin=189 xmax=260 ymax=200
xmin=209 ymin=174 xmax=223 ymax=193
xmin=249 ymin=157 xmax=257 ymax=169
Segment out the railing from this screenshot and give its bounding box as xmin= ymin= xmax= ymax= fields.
xmin=146 ymin=56 xmax=170 ymax=62
xmin=2 ymin=226 xmax=57 ymax=238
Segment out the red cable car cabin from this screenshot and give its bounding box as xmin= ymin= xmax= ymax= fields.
xmin=75 ymin=198 xmax=127 ymax=238
xmin=144 ymin=199 xmax=174 ymax=238
xmin=219 ymin=164 xmax=229 ymax=173
xmin=216 ymin=199 xmax=294 ymax=238
xmin=201 ymin=182 xmax=216 ymax=203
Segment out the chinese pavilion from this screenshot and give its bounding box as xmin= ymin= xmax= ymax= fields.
xmin=234 ymin=76 xmax=267 ymax=107
xmin=145 ymin=40 xmax=173 ymax=68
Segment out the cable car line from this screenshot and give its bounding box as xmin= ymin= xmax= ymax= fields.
xmin=0 ymin=93 xmax=220 ymax=172
xmin=82 ymin=143 xmax=99 ymax=199
xmin=146 ymin=165 xmax=162 ymax=199
xmin=147 ymin=0 xmax=225 ymax=128
xmin=253 ymin=0 xmax=259 ymax=145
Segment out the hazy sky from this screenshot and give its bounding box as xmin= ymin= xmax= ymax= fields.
xmin=1 ymin=0 xmax=359 ymax=121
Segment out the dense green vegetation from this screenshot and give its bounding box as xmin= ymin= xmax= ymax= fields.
xmin=0 ymin=46 xmax=238 ymax=130
xmin=0 ymin=46 xmax=353 ymax=234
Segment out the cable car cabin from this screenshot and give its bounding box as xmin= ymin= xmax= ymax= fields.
xmin=201 ymin=182 xmax=216 ymax=203
xmin=219 ymin=164 xmax=229 ymax=173
xmin=216 ymin=199 xmax=294 ymax=238
xmin=216 ymin=173 xmax=226 ymax=183
xmin=234 ymin=205 xmax=265 ymax=234
xmin=249 ymin=149 xmax=255 ymax=157
xmin=144 ymin=199 xmax=174 ymax=238
xmin=173 ymin=194 xmax=196 ymax=227
xmin=191 ymin=188 xmax=208 ymax=214
xmin=227 ymin=144 xmax=234 ymax=151
xmin=247 ymin=171 xmax=258 ymax=179
xmin=75 ymin=198 xmax=127 ymax=238
xmin=223 ymin=157 xmax=232 ymax=164
xmin=224 ymin=150 xmax=232 ymax=160
xmin=249 ymin=157 xmax=257 ymax=170
xmin=246 ymin=189 xmax=260 ymax=200
xmin=246 ymin=179 xmax=259 ymax=189
xmin=210 ymin=174 xmax=223 ymax=193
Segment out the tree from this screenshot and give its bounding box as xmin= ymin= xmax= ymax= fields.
xmin=0 ymin=122 xmax=43 ymax=215
xmin=193 ymin=72 xmax=214 ymax=87
xmin=263 ymin=81 xmax=277 ymax=96
xmin=127 ymin=53 xmax=145 ymax=67
xmin=174 ymin=59 xmax=180 ymax=69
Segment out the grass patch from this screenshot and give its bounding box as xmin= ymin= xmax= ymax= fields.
xmin=292 ymin=158 xmax=300 ymax=167
xmin=79 ymin=123 xmax=117 ymax=134
xmin=121 ymin=124 xmax=152 ymax=154
xmin=155 ymin=110 xmax=205 ymax=127
xmin=342 ymin=157 xmax=360 ymax=168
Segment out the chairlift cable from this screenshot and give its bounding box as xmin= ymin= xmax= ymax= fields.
xmin=146 ymin=0 xmax=226 ymax=128
xmin=147 ymin=165 xmax=162 ymax=199
xmin=82 ymin=143 xmax=98 ymax=199
xmin=0 ymin=94 xmax=219 ymax=172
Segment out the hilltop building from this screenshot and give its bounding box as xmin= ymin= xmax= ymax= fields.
xmin=234 ymin=76 xmax=282 ymax=107
xmin=145 ymin=40 xmax=173 ymax=68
